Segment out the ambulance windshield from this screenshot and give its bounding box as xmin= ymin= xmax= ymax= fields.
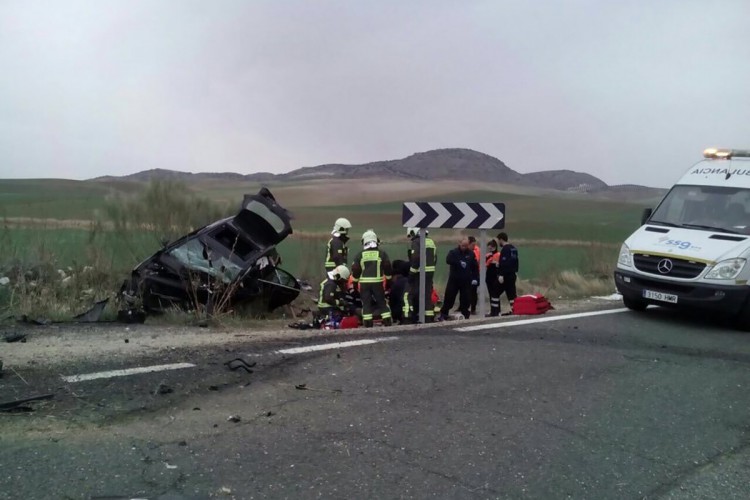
xmin=649 ymin=185 xmax=750 ymax=234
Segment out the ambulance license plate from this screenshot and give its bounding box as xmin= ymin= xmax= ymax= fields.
xmin=643 ymin=290 xmax=678 ymax=304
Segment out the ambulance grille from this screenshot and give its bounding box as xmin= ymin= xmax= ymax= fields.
xmin=633 ymin=254 xmax=706 ymax=279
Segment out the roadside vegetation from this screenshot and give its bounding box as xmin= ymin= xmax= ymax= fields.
xmin=0 ymin=178 xmax=637 ymax=323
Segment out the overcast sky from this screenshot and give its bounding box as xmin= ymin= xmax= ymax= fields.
xmin=1 ymin=0 xmax=748 ymax=187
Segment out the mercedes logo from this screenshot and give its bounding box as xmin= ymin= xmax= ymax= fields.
xmin=657 ymin=259 xmax=673 ymax=274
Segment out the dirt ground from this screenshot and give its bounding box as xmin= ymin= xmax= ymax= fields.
xmin=0 ymin=297 xmax=622 ymax=370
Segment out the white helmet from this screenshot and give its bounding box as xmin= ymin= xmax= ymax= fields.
xmin=330 ymin=264 xmax=350 ymax=281
xmin=332 ymin=218 xmax=352 ymax=236
xmin=362 ymin=229 xmax=378 ymax=246
xmin=406 ymin=227 xmax=427 ymax=238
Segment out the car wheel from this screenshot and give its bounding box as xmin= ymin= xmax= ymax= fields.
xmin=623 ymin=295 xmax=648 ymax=312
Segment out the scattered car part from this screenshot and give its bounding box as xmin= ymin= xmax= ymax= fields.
xmin=73 ymin=298 xmax=109 ymax=323
xmin=0 ymin=394 xmax=54 ymax=412
xmin=4 ymin=331 xmax=27 ymax=343
xmin=224 ymin=358 xmax=256 ymax=373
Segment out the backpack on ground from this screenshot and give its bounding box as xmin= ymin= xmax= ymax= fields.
xmin=512 ymin=294 xmax=553 ymax=315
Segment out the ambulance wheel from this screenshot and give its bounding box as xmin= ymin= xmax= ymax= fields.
xmin=734 ymin=302 xmax=750 ymax=332
xmin=622 ymin=295 xmax=648 ymax=312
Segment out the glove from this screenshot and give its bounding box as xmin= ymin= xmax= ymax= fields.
xmin=498 ymin=276 xmax=505 ymax=284
xmin=471 ymin=280 xmax=478 ymax=286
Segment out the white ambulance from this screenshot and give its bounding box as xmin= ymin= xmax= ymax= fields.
xmin=615 ymin=148 xmax=750 ymax=329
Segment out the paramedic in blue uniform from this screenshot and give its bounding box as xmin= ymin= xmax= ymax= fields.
xmin=496 ymin=232 xmax=519 ymax=315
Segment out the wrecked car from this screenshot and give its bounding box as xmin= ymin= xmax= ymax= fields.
xmin=119 ymin=188 xmax=300 ymax=318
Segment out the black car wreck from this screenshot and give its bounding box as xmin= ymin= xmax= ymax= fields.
xmin=118 ymin=188 xmax=300 ymax=320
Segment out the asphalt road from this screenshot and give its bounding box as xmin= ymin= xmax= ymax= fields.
xmin=1 ymin=307 xmax=749 ymax=499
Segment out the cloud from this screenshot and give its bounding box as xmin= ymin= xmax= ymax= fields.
xmin=0 ymin=0 xmax=748 ymax=187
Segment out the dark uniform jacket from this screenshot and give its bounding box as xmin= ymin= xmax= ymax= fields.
xmin=408 ymin=236 xmax=437 ymax=273
xmin=318 ymin=278 xmax=343 ymax=309
xmin=446 ymin=247 xmax=478 ymax=282
xmin=351 ymin=247 xmax=392 ymax=284
xmin=325 ymin=237 xmax=348 ymax=271
xmin=498 ymin=244 xmax=519 ymax=275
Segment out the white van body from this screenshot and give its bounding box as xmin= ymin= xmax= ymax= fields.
xmin=614 ymin=149 xmax=750 ymax=327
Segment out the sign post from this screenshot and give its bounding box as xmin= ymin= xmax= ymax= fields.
xmin=402 ymin=202 xmax=505 ymax=323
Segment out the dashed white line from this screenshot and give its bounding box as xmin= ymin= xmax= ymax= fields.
xmin=454 ymin=308 xmax=630 ymax=332
xmin=277 ymin=337 xmax=400 ymax=355
xmin=61 ymin=362 xmax=196 ymax=383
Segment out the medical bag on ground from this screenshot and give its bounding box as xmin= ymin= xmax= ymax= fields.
xmin=512 ymin=294 xmax=553 ymax=315
xmin=339 ymin=316 xmax=360 ymax=329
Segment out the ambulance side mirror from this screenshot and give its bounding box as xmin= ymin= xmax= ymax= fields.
xmin=641 ymin=208 xmax=653 ymax=226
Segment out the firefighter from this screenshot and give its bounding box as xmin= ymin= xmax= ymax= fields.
xmin=324 ymin=218 xmax=352 ymax=273
xmin=351 ymin=229 xmax=392 ymax=327
xmin=388 ymin=260 xmax=410 ymax=324
xmin=317 ymin=264 xmax=351 ymax=320
xmin=406 ymin=227 xmax=437 ymax=323
xmin=485 ymin=239 xmax=502 ymax=316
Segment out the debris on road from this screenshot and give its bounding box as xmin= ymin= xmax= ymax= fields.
xmin=0 ymin=394 xmax=54 ymax=412
xmin=224 ymin=358 xmax=256 ymax=373
xmin=227 ymin=415 xmax=241 ymax=423
xmin=117 ymin=188 xmax=301 ymax=319
xmin=4 ymin=331 xmax=27 ymax=343
xmin=73 ymin=298 xmax=109 ymax=323
xmin=153 ymin=382 xmax=173 ymax=395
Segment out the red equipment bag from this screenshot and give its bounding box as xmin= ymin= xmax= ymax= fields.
xmin=339 ymin=316 xmax=360 ymax=329
xmin=512 ymin=294 xmax=553 ymax=315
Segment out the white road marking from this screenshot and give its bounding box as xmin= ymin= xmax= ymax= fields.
xmin=61 ymin=362 xmax=196 ymax=383
xmin=454 ymin=308 xmax=630 ymax=332
xmin=277 ymin=337 xmax=400 ymax=355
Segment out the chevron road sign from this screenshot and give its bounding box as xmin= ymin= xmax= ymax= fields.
xmin=402 ymin=202 xmax=505 ymax=229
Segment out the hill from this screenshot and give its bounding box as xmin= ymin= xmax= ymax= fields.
xmin=93 ymin=147 xmax=661 ymax=196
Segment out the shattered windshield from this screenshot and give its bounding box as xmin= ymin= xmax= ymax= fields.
xmin=649 ymin=185 xmax=750 ymax=234
xmin=167 ymin=238 xmax=244 ymax=283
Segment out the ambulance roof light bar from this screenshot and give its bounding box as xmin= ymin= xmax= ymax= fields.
xmin=703 ymin=148 xmax=750 ymax=159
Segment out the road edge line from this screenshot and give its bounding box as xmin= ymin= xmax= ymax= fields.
xmin=454 ymin=308 xmax=630 ymax=332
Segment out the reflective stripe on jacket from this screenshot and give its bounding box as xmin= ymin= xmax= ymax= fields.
xmin=408 ymin=236 xmax=437 ymax=273
xmin=352 ymin=248 xmax=392 ymax=284
xmin=324 ymin=237 xmax=347 ymax=271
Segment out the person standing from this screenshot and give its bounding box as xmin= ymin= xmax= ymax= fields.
xmin=468 ymin=236 xmax=481 ymax=314
xmin=496 ymin=232 xmax=519 ymax=315
xmin=407 ymin=227 xmax=437 ymax=323
xmin=351 ymin=230 xmax=392 ymax=327
xmin=484 ymin=239 xmax=502 ymax=316
xmin=439 ymin=238 xmax=478 ymax=320
xmin=324 ymin=218 xmax=352 ymax=273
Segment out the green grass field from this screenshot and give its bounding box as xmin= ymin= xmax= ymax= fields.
xmin=0 ymin=177 xmax=647 ymax=318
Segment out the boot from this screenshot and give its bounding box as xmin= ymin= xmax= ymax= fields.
xmin=382 ymin=317 xmax=392 ymax=327
xmin=364 ymin=319 xmax=373 ymax=328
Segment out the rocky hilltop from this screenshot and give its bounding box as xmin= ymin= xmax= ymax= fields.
xmin=94 ymin=148 xmax=656 ymax=194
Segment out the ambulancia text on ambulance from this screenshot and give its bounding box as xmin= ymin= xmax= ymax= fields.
xmin=615 ymin=148 xmax=750 ymax=330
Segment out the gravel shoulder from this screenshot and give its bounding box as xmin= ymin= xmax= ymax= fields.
xmin=1 ymin=297 xmax=623 ymax=370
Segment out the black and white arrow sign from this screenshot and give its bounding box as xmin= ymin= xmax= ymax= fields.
xmin=402 ymin=202 xmax=505 ymax=229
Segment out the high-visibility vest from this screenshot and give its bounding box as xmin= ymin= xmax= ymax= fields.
xmin=318 ymin=278 xmax=340 ymax=309
xmin=409 ymin=237 xmax=437 ymax=273
xmin=324 ymin=238 xmax=347 ymax=271
xmin=357 ymin=249 xmax=388 ymax=284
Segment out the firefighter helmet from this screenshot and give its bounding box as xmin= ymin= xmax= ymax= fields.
xmin=406 ymin=227 xmax=427 ymax=238
xmin=362 ymin=229 xmax=378 ymax=246
xmin=332 ymin=218 xmax=352 ymax=236
xmin=331 ymin=264 xmax=350 ymax=281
